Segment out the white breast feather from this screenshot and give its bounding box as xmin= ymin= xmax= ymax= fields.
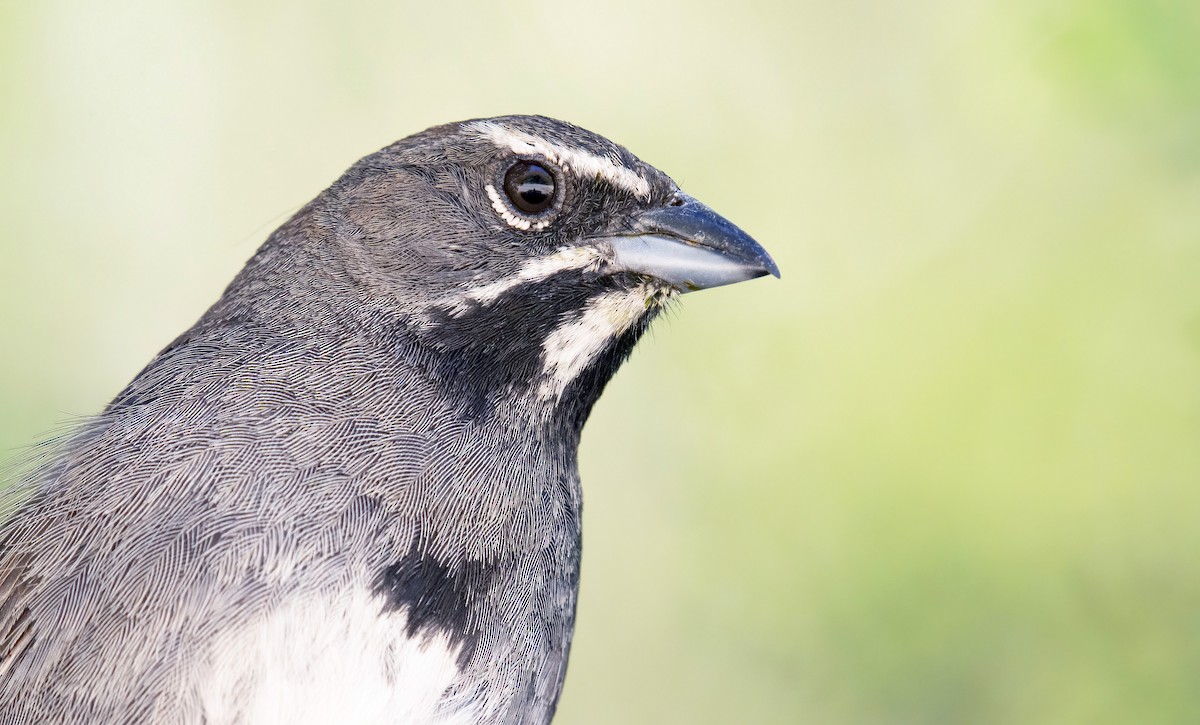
xmin=199 ymin=589 xmax=474 ymax=725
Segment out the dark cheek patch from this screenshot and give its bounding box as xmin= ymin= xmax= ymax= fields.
xmin=419 ymin=271 xmax=641 ymax=405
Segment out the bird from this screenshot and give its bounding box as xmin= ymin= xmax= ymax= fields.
xmin=0 ymin=115 xmax=778 ymax=724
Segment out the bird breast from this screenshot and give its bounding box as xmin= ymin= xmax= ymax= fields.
xmin=198 ymin=587 xmax=476 ymax=725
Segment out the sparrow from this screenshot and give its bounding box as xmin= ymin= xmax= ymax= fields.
xmin=0 ymin=115 xmax=778 ymax=724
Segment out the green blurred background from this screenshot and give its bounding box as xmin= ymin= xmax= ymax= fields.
xmin=2 ymin=0 xmax=1199 ymax=722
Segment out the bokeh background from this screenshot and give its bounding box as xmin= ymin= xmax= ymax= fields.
xmin=2 ymin=1 xmax=1198 ymax=722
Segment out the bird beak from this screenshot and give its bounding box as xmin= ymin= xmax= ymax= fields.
xmin=605 ymin=194 xmax=780 ymax=292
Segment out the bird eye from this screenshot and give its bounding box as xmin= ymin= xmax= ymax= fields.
xmin=503 ymin=161 xmax=556 ymax=214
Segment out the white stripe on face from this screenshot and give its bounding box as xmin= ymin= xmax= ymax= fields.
xmin=437 ymin=246 xmax=604 ymax=317
xmin=537 ymin=285 xmax=671 ymax=400
xmin=471 ymin=122 xmax=652 ymax=200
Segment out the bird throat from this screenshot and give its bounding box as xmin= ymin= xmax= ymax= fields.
xmin=414 ymin=276 xmax=672 ymax=432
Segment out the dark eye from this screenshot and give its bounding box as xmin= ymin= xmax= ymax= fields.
xmin=503 ymin=161 xmax=556 ymax=214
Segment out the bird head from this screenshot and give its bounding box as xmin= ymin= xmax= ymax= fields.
xmin=248 ymin=115 xmax=778 ymax=426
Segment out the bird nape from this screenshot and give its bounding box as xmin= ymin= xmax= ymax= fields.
xmin=0 ymin=115 xmax=778 ymax=724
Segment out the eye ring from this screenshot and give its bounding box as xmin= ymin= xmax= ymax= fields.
xmin=503 ymin=161 xmax=557 ymax=215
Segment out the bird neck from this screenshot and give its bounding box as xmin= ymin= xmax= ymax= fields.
xmin=207 ymin=219 xmax=657 ymax=443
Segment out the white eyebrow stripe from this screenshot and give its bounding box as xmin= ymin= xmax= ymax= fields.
xmin=472 ymin=121 xmax=652 ymax=200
